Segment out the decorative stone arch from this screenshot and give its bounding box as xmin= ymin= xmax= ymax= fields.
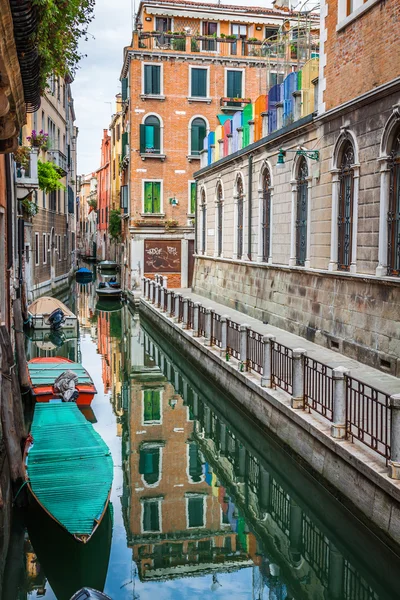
xmin=328 ymin=127 xmax=360 ymax=273
xmin=257 ymin=160 xmax=274 ymax=264
xmin=214 ymin=179 xmax=224 ymax=258
xmin=233 ymin=170 xmax=246 ymax=260
xmin=289 ymin=149 xmax=312 ymax=268
xmin=376 ymin=105 xmax=400 ymax=276
xmin=188 ymin=114 xmax=210 ymax=159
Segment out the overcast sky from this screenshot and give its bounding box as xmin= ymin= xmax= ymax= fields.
xmin=73 ymin=0 xmax=277 ymax=175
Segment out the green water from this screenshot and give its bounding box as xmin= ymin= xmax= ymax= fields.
xmin=4 ymin=275 xmax=400 ymax=599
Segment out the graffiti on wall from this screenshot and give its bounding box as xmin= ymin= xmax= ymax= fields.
xmin=144 ymin=240 xmax=181 ymax=273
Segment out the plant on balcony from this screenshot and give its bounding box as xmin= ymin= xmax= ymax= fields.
xmin=38 ymin=160 xmax=65 ymax=193
xmin=14 ymin=146 xmax=31 ymax=169
xmin=21 ymin=197 xmax=39 ymax=217
xmin=87 ymin=197 xmax=97 ymax=210
xmin=26 ymin=130 xmax=49 ymax=151
xmin=109 ymin=209 xmax=122 ymax=242
xmin=164 ymin=219 xmax=179 ymax=230
xmin=32 ymin=0 xmax=96 ymax=91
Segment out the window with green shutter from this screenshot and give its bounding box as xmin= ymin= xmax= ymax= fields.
xmin=143 ymin=182 xmax=161 ymax=214
xmin=191 ymin=118 xmax=207 ymax=156
xmin=139 ymin=447 xmax=161 ymax=485
xmin=144 ymin=65 xmax=161 ymax=95
xmin=143 ymin=389 xmax=161 ymax=421
xmin=191 ymin=68 xmax=207 ymax=97
xmin=143 ymin=499 xmax=160 ymax=532
xmin=188 ymin=496 xmax=204 ymax=528
xmin=227 ymin=70 xmax=243 ymax=98
xmin=121 ymin=131 xmax=128 ymax=159
xmin=190 ymin=182 xmax=197 ymax=214
xmin=121 ymin=77 xmax=128 ymax=101
xmin=140 ymin=116 xmax=161 ymax=154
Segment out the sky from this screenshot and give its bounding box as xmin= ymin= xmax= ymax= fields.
xmin=73 ymin=0 xmax=276 ymax=175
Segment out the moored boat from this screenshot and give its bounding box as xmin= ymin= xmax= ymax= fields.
xmin=96 ymin=282 xmax=122 ymax=299
xmin=28 ymin=357 xmax=97 ymax=406
xmin=98 ymin=260 xmax=118 ymax=271
xmin=76 ymin=267 xmax=93 ymax=282
xmin=24 ymin=403 xmax=113 ymax=543
xmin=28 ymin=297 xmax=77 ymax=331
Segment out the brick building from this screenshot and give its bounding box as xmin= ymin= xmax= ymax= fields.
xmin=119 ymin=0 xmax=308 ymax=290
xmin=96 ymin=129 xmax=111 ymax=261
xmin=193 ymin=0 xmax=400 ymax=375
xmin=77 ymin=172 xmax=97 ymax=260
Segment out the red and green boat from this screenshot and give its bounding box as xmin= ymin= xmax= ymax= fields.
xmin=28 ymin=357 xmax=97 ymax=406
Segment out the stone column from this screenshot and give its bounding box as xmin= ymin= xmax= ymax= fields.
xmin=237 ymin=127 xmax=243 ymax=150
xmin=227 ymin=133 xmax=233 ymax=156
xmin=210 ymin=144 xmax=215 ymax=163
xmin=291 ymin=348 xmax=306 ymax=409
xmin=149 ymin=280 xmax=155 ymax=303
xmin=261 ymin=112 xmax=269 ymax=138
xmin=174 ymin=293 xmax=181 ymax=319
xmin=182 ymin=298 xmax=189 ymax=329
xmin=218 ymin=139 xmax=224 ymax=159
xmin=350 ymin=165 xmax=360 ymax=274
xmin=160 ymin=286 xmax=165 ymax=311
xmin=304 ymin=175 xmax=312 ymax=269
xmin=204 ymin=308 xmax=212 ymax=345
xmin=167 ymin=291 xmax=172 ymax=316
xmin=331 ymin=366 xmax=350 ymax=439
xmin=141 ymin=277 xmax=145 ymax=295
xmin=163 ymin=275 xmax=168 ymax=289
xmin=289 ymin=180 xmax=297 ymax=266
xmin=200 ymin=149 xmax=208 ymax=169
xmin=261 ymin=334 xmax=276 ymax=387
xmin=389 ymin=394 xmax=400 ymax=479
xmin=376 ymin=158 xmax=390 ymax=276
xmin=239 ymin=324 xmax=248 ymax=370
xmin=328 ymin=169 xmax=340 ymax=271
xmin=276 ymin=102 xmax=283 ymax=129
xmin=220 ymin=316 xmax=228 ymax=357
xmin=193 ymin=302 xmax=200 ymax=336
xmin=249 ymin=120 xmax=255 ymax=144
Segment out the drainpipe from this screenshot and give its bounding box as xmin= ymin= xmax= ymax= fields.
xmin=5 ymin=155 xmax=13 ymax=326
xmin=194 ymin=180 xmax=198 ymax=255
xmin=248 ymin=154 xmax=253 ymax=261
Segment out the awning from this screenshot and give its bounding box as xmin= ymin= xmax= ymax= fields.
xmin=145 ymin=6 xmax=287 ymax=26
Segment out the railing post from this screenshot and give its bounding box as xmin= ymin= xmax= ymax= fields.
xmin=220 ymin=315 xmax=228 ymax=357
xmin=389 ymin=394 xmax=400 ymax=479
xmin=205 ymin=308 xmax=212 ymax=345
xmin=149 ymin=281 xmax=155 ymax=303
xmin=174 ymin=293 xmax=181 ymax=320
xmin=239 ymin=325 xmax=248 ymax=371
xmin=331 ymin=366 xmax=350 ymax=439
xmin=163 ymin=275 xmax=168 ymax=289
xmin=182 ymin=298 xmax=189 ymax=329
xmin=261 ymin=334 xmax=276 ymax=387
xmin=145 ymin=278 xmax=150 ymax=299
xmin=291 ymin=348 xmax=307 ymax=409
xmin=156 ymin=283 xmax=161 ymax=307
xmin=167 ymin=291 xmax=172 ymax=316
xmin=193 ymin=302 xmax=200 ymax=337
xmin=160 ymin=286 xmax=165 ymax=311
xmin=141 ymin=276 xmax=145 ymax=295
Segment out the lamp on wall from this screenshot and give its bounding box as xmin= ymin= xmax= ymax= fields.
xmin=169 ymin=196 xmax=179 ymax=206
xmin=276 ymin=147 xmax=319 ymax=169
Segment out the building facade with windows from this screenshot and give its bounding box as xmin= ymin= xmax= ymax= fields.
xmin=120 ymin=0 xmax=309 ymax=289
xmin=193 ymin=0 xmax=400 ymax=375
xmin=18 ymin=76 xmax=78 ymax=301
xmin=96 ymin=129 xmax=111 ymax=261
xmin=77 ymin=172 xmax=97 ymax=261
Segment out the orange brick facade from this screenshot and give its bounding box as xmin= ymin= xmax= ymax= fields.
xmin=97 ymin=130 xmax=111 ymax=261
xmin=323 ymin=0 xmax=400 ymax=110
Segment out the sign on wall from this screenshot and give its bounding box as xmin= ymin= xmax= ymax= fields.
xmin=144 ymin=240 xmax=181 ymax=273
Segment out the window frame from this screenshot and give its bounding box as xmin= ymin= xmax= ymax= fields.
xmin=190 ymin=116 xmax=208 ymax=158
xmin=141 ymin=497 xmax=163 ymax=533
xmin=42 ymin=233 xmax=47 ymax=265
xmin=188 ymin=180 xmax=197 ymax=216
xmin=142 ymin=179 xmax=163 ymax=215
xmin=141 ymin=62 xmax=164 ymax=97
xmin=189 ymin=66 xmax=210 ymax=100
xmin=35 ymin=233 xmax=39 ymax=266
xmin=224 ymin=67 xmax=245 ymax=100
xmin=140 ymin=113 xmax=164 ymax=157
xmin=185 ymin=493 xmax=206 ymax=529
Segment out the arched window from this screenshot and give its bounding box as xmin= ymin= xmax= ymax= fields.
xmin=262 ymin=168 xmax=272 ymax=262
xmin=216 ymin=183 xmax=223 ymax=257
xmin=191 ymin=118 xmax=207 ymax=156
xmin=387 ymin=129 xmax=400 ymax=275
xmin=140 ymin=115 xmax=161 ymax=154
xmin=139 ymin=445 xmax=161 ymax=486
xmin=200 ymin=189 xmax=207 ymax=254
xmin=338 ymin=141 xmax=355 ymax=271
xmin=295 ymin=157 xmax=308 ymax=266
xmin=236 ymin=176 xmax=244 ymax=259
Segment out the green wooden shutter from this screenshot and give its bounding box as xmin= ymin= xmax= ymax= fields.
xmin=198 ymin=69 xmax=206 ymax=97
xmin=191 ymin=69 xmax=199 ymax=97
xmin=188 ymin=497 xmax=204 ymax=527
xmin=190 ymin=182 xmax=196 ymax=214
xmin=152 ymin=66 xmax=160 ymax=95
xmin=227 ymin=71 xmax=234 ymax=98
xmin=153 ymin=182 xmax=161 ymax=213
xmin=121 ymin=77 xmax=128 ymax=101
xmin=191 ymin=124 xmax=199 ymax=155
xmin=153 ymin=123 xmax=160 ymax=153
xmin=121 ymin=131 xmax=128 ymax=158
xmin=139 ymin=125 xmax=146 ymax=154
xmin=145 ymin=125 xmax=154 ymax=150
xmin=144 ymin=182 xmax=153 ymax=213
xmin=144 ymin=66 xmax=151 ymax=94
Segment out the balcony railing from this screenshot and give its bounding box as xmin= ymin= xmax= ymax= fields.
xmin=47 ymin=149 xmax=68 ymax=175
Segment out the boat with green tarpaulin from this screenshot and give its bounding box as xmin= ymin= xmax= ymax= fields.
xmin=28 ymin=357 xmax=97 ymax=405
xmin=24 ymin=403 xmax=113 ymax=543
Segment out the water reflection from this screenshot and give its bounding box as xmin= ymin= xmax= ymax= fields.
xmin=7 ymin=279 xmax=400 ymax=599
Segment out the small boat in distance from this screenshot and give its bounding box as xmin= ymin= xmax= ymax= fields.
xmin=24 ymin=403 xmax=113 ymax=543
xmin=96 ymin=281 xmax=122 ymax=300
xmin=28 ymin=297 xmax=77 ymax=331
xmin=28 ymin=357 xmax=97 ymax=406
xmin=98 ymin=260 xmax=118 ymax=271
xmin=76 ymin=267 xmax=93 ymax=283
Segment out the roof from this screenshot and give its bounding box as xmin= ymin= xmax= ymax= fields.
xmin=28 ymin=360 xmax=94 ymax=386
xmin=139 ymin=0 xmax=294 ymax=17
xmin=28 ymin=296 xmax=76 ymax=318
xmin=27 ymin=403 xmax=113 ymax=538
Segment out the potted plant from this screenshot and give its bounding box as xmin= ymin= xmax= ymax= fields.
xmin=87 ymin=197 xmax=97 ymax=210
xmin=21 ymin=197 xmax=39 ymax=218
xmin=38 ymin=160 xmax=65 ymax=193
xmin=26 ymin=130 xmax=50 ymax=151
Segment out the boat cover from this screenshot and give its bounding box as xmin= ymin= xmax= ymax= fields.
xmin=27 ymin=403 xmax=113 ymax=537
xmin=53 ymin=370 xmax=79 ymax=402
xmin=28 ymin=297 xmax=76 ymax=318
xmin=28 ymin=361 xmax=93 ymax=386
xmin=76 ymin=268 xmax=92 ymax=274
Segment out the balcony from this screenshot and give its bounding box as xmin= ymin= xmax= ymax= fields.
xmin=47 ymin=148 xmax=68 ymax=175
xmin=220 ymin=97 xmax=252 ymax=112
xmin=16 ymin=149 xmax=39 ymax=199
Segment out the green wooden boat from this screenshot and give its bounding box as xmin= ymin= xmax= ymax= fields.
xmin=24 ymin=403 xmax=113 ymax=543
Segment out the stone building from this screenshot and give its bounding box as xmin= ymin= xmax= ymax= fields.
xmin=96 ymin=129 xmax=111 ymax=261
xmin=193 ymin=0 xmax=400 ymax=375
xmin=77 ymin=172 xmax=97 ymax=260
xmin=119 ymin=0 xmax=314 ymax=289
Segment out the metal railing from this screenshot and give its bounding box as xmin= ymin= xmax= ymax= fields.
xmin=227 ymin=320 xmax=241 ymax=359
xmin=211 ymin=312 xmax=222 ymax=347
xmin=163 ymin=290 xmax=168 ymax=313
xmin=198 ymin=306 xmax=207 ymax=338
xmin=178 ymin=295 xmax=184 ymax=323
xmin=271 ymin=341 xmax=293 ymax=395
xmin=302 ymin=514 xmax=330 ymax=586
xmin=346 ymin=377 xmax=391 ymax=462
xmin=269 ymin=479 xmax=291 ymax=536
xmin=304 ymin=357 xmax=334 ymax=421
xmin=187 ymin=300 xmax=194 ymax=330
xmin=247 ymin=329 xmax=264 ymax=374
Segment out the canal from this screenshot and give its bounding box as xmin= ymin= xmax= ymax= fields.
xmin=3 ymin=274 xmax=400 ymax=599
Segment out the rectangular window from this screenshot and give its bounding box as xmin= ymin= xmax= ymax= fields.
xmin=191 ymin=120 xmax=206 ymax=156
xmin=202 ymin=21 xmax=217 ymax=51
xmin=265 ymin=26 xmax=279 ymax=40
xmin=143 ymin=389 xmax=161 ymax=423
xmin=191 ymin=68 xmax=207 ymax=98
xmin=35 ymin=233 xmax=39 ymax=266
xmin=143 ymin=181 xmax=161 ymax=214
xmin=227 ymin=70 xmax=243 ymax=99
xmin=187 ymin=496 xmax=205 ymax=528
xmin=142 ymin=499 xmax=161 ymax=532
xmin=155 ymin=17 xmax=172 ymax=32
xmin=231 ymin=24 xmax=247 ymax=55
xmin=189 ymin=182 xmax=196 ymax=214
xmin=58 ymin=235 xmax=61 ymax=260
xmin=64 ymin=235 xmax=67 ymax=259
xmin=42 ymin=234 xmax=47 ymax=264
xmin=144 ymin=65 xmax=161 ymax=95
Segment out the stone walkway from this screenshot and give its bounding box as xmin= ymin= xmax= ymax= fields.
xmin=174 ymin=289 xmax=400 ymax=397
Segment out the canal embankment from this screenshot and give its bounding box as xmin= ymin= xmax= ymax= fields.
xmin=135 ymin=280 xmax=400 ymax=548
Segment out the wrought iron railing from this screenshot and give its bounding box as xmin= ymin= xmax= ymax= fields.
xmin=178 ymin=296 xmax=184 ymax=323
xmin=187 ymin=300 xmax=194 ymax=329
xmin=271 ymin=341 xmax=293 ymax=394
xmin=227 ymin=320 xmax=241 ymax=359
xmin=304 ymin=357 xmax=334 ymax=421
xmin=346 ymin=377 xmax=391 ymax=462
xmin=198 ymin=306 xmax=207 ymax=338
xmin=246 ymin=329 xmax=264 ymax=374
xmin=211 ymin=312 xmax=222 ymax=347
xmin=269 ymin=479 xmax=291 ymax=535
xmin=302 ymin=514 xmax=330 ymax=586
